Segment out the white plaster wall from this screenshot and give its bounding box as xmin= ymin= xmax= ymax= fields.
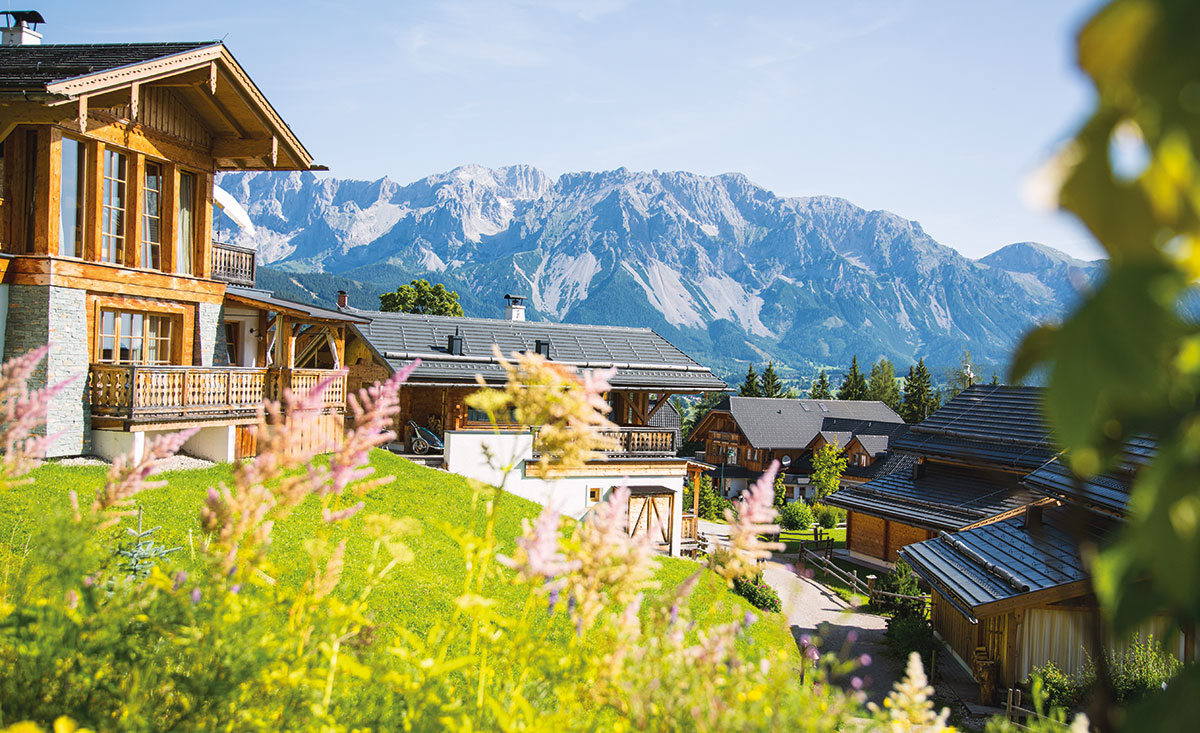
xmin=444 ymin=430 xmax=684 ymax=556
xmin=92 ymin=430 xmax=145 ymax=462
xmin=182 ymin=425 xmax=236 ymax=462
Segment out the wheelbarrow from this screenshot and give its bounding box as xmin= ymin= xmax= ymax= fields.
xmin=407 ymin=420 xmax=444 ymax=455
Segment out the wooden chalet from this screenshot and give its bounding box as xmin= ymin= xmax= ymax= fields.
xmin=338 ymin=295 xmax=728 ymax=555
xmin=900 ymin=437 xmax=1196 ymax=703
xmin=0 ymin=25 xmax=360 ymax=461
xmin=826 ymin=386 xmax=1050 ymax=565
xmin=687 ymin=395 xmax=904 ymax=499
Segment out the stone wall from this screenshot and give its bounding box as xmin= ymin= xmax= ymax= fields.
xmin=196 ymin=301 xmax=226 ymax=366
xmin=4 ymin=284 xmax=90 ymax=456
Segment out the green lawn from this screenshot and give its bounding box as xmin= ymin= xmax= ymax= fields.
xmin=1 ymin=450 xmax=796 ymax=657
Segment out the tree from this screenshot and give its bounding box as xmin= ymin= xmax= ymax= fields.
xmin=836 ymin=356 xmax=868 ymax=400
xmin=945 ymin=349 xmax=978 ymax=400
xmin=773 ymin=471 xmax=788 ymax=508
xmin=680 ymin=391 xmax=723 ymax=441
xmin=810 ymin=442 xmax=847 ymax=500
xmin=760 ymin=362 xmax=785 ymax=398
xmin=868 ymin=357 xmax=902 ymax=411
xmin=809 ymin=371 xmax=832 ymax=400
xmin=738 ymin=364 xmax=762 ymax=397
xmin=379 ymin=279 xmax=464 ymax=316
xmin=900 ymin=359 xmax=939 ymax=424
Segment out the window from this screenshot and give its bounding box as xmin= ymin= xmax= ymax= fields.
xmin=176 ymin=171 xmax=195 ymax=275
xmin=141 ymin=162 xmax=163 ymax=269
xmin=59 ymin=138 xmax=86 ymax=258
xmin=466 ymin=405 xmax=518 ymax=423
xmin=588 ymin=487 xmax=601 ymax=503
xmin=224 ymin=322 xmax=241 ymax=365
xmin=100 ymin=149 xmax=127 ymax=263
xmin=98 ymin=309 xmax=175 ymax=365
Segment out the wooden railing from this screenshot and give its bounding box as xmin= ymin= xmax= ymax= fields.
xmin=597 ymin=427 xmax=676 ymax=457
xmin=211 ymin=240 xmax=256 ymax=287
xmin=681 ymin=512 xmax=698 ymax=540
xmin=88 ymin=364 xmax=347 ymax=421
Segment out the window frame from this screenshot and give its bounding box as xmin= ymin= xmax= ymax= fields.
xmin=140 ymin=160 xmax=164 ymax=270
xmin=100 ymin=148 xmax=128 ymax=264
xmin=59 ymin=135 xmax=88 ymax=259
xmin=176 ymin=168 xmax=197 ymax=276
xmin=95 ymin=307 xmax=179 ymax=366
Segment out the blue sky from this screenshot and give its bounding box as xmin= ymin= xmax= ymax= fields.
xmin=41 ymin=0 xmax=1105 ymax=259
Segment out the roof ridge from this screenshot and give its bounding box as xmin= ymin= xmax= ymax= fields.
xmin=354 ymin=309 xmax=660 ymax=334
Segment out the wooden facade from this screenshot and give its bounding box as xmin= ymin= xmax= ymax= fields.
xmin=0 ymin=41 xmax=350 ymax=458
xmin=845 ymin=511 xmax=935 ymax=563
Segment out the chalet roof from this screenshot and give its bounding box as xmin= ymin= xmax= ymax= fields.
xmin=0 ymin=42 xmax=216 ymax=90
xmin=825 ymin=462 xmax=1039 ymax=532
xmin=225 ymin=286 xmax=369 ymax=324
xmin=892 ymin=385 xmax=1055 ymax=470
xmin=649 ymin=399 xmax=682 ymax=430
xmin=0 ymin=42 xmax=318 ymax=170
xmin=710 ymin=396 xmax=903 ymax=450
xmin=854 ymin=434 xmax=891 ymax=457
xmin=817 ymin=430 xmax=853 ymax=448
xmin=900 ymin=506 xmax=1116 ymax=620
xmin=1020 ymin=438 xmax=1152 ymax=518
xmin=347 ymin=310 xmax=727 ymax=391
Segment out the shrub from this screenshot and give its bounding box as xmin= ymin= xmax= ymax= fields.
xmin=1098 ymin=635 xmax=1182 ymax=704
xmin=885 ymin=612 xmax=936 ymax=672
xmin=812 ymin=503 xmax=843 ymax=530
xmin=779 ymin=501 xmax=814 ymax=531
xmin=1031 ymin=661 xmax=1083 ymax=711
xmin=875 ymin=559 xmax=924 ymax=615
xmin=732 ymin=573 xmax=783 ymax=613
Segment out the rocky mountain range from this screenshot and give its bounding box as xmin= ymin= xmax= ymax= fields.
xmin=219 ymin=165 xmax=1104 ymax=382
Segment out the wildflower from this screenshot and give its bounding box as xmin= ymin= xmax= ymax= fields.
xmin=717 ymin=461 xmax=784 ymax=581
xmin=190 ymin=588 xmax=202 ymax=604
xmin=0 ymin=346 xmax=75 ymax=480
xmin=869 ymin=651 xmax=951 ymax=730
xmin=172 ymin=572 xmax=188 ymax=591
xmin=860 ymin=653 xmax=872 ymax=667
xmin=93 ymin=428 xmax=197 ymax=527
xmin=498 ymin=503 xmax=577 ymax=591
xmin=851 ymin=677 xmax=863 ymax=690
xmin=323 ymin=501 xmax=365 ymax=523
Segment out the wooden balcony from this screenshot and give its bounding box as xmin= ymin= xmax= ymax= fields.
xmin=211 ymin=240 xmax=257 ymax=287
xmin=88 ymin=364 xmax=347 ymax=424
xmin=532 ymin=426 xmax=678 ymax=460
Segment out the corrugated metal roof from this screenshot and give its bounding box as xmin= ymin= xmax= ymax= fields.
xmin=1021 ymin=448 xmax=1144 ymax=517
xmin=348 ymin=309 xmax=728 ymax=391
xmin=893 ymin=385 xmax=1055 ymax=470
xmin=0 ymin=42 xmax=218 ymax=91
xmin=826 ymin=462 xmax=1039 ymax=531
xmin=900 ymin=506 xmax=1115 ymax=614
xmin=719 ymin=396 xmax=903 ymax=450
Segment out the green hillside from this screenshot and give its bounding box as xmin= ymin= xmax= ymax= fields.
xmin=1 ymin=450 xmax=794 ymax=655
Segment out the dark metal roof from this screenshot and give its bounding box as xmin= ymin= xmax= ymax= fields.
xmin=900 ymin=506 xmax=1116 ymax=618
xmin=0 ymin=42 xmax=218 ymax=92
xmin=826 ymin=462 xmax=1039 ymax=532
xmin=893 ymin=385 xmax=1055 ymax=470
xmin=714 ymin=396 xmax=903 ymax=450
xmin=347 ymin=309 xmax=727 ymax=391
xmin=1021 ymin=441 xmax=1149 ymax=518
xmin=225 ymin=286 xmax=370 ymax=324
xmin=628 ymin=485 xmax=675 ymax=497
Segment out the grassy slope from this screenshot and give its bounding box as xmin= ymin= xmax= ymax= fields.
xmin=0 ymin=450 xmax=795 ymax=656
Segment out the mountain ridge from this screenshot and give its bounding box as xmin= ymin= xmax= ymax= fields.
xmin=221 ymin=165 xmax=1104 ymax=380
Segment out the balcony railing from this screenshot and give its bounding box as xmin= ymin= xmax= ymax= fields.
xmin=532 ymin=426 xmax=677 ymax=460
xmin=212 ymin=241 xmax=256 ymax=287
xmin=88 ymin=364 xmax=347 ymax=422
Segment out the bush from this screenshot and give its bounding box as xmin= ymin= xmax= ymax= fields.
xmin=875 ymin=559 xmax=924 ymax=615
xmin=885 ymin=611 xmax=936 ymax=672
xmin=732 ymin=573 xmax=783 ymax=613
xmin=1031 ymin=661 xmax=1083 ymax=711
xmin=812 ymin=503 xmax=843 ymax=530
xmin=779 ymin=501 xmax=814 ymax=531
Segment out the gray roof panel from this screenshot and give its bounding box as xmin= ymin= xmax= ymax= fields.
xmin=0 ymin=42 xmax=219 ymax=92
xmin=722 ymin=396 xmax=903 ymax=450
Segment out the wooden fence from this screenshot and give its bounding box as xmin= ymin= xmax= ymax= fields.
xmin=1004 ymin=688 xmax=1070 ymax=731
xmin=798 ymin=545 xmax=931 ymax=612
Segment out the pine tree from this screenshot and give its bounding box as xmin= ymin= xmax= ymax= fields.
xmin=739 ymin=364 xmax=762 ymax=397
xmin=760 ymin=362 xmax=784 ymax=398
xmin=809 ymin=371 xmax=832 ymax=400
xmin=900 ymin=358 xmax=938 ymax=424
xmin=837 ymin=356 xmax=868 ymax=400
xmin=868 ymin=357 xmax=902 ymax=411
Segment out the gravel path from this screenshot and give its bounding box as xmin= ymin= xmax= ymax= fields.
xmin=50 ymin=454 xmax=216 ymax=472
xmin=699 ymin=519 xmax=903 ymax=701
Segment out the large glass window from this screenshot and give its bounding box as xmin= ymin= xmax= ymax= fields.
xmin=98 ymin=309 xmax=175 ymax=365
xmin=59 ymin=138 xmax=86 ymax=258
xmin=100 ymin=149 xmax=126 ymax=264
xmin=176 ymin=171 xmax=194 ymax=275
xmin=141 ymin=162 xmax=162 ymax=270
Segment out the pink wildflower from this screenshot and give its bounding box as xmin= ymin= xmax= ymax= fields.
xmin=323 ymin=501 xmax=366 ymax=523
xmin=499 ymin=503 xmax=578 ymax=590
xmin=93 ymin=427 xmax=197 ymax=527
xmin=718 ymin=460 xmax=784 ymax=581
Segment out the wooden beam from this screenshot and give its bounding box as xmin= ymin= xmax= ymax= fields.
xmin=974 ymin=580 xmax=1092 ymax=618
xmin=644 ymin=392 xmax=676 ymax=422
xmin=126 ymin=152 xmax=143 ymax=269
xmin=0 ymin=103 xmax=82 ymax=144
xmin=129 ymin=82 xmax=141 ymax=121
xmin=83 ymin=139 xmax=103 ymax=261
xmin=212 ymin=135 xmax=276 ymax=164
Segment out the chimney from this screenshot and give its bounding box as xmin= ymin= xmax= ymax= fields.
xmin=534 ymin=338 xmax=551 ymax=358
xmin=447 ymin=329 xmax=464 ymax=355
xmin=504 ymin=293 xmax=526 ymax=322
xmin=910 ymin=458 xmax=926 ymax=480
xmin=336 ymin=290 xmax=348 ymax=309
xmin=2 ymin=11 xmax=45 ymax=46
xmin=1024 ymin=504 xmax=1044 ymax=530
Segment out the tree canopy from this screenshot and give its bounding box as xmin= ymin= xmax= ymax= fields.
xmin=900 ymin=359 xmax=939 ymax=424
xmin=760 ymin=362 xmax=785 ymax=398
xmin=809 ymin=371 xmax=832 ymax=400
xmin=810 ymin=442 xmax=847 ymax=500
xmin=836 ymin=356 xmax=868 ymax=400
xmin=738 ymin=364 xmax=762 ymax=397
xmin=379 ymin=279 xmax=464 ymax=316
xmin=868 ymin=358 xmax=902 ymax=412
xmin=945 ymin=350 xmax=978 ymax=401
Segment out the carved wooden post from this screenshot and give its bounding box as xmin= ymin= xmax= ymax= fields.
xmin=866 ymin=574 xmax=877 ymax=605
